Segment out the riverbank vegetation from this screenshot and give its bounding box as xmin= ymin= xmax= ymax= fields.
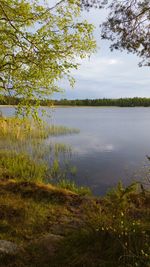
xmin=0 ymin=116 xmax=150 ymax=267
xmin=0 ymin=116 xmax=79 ymax=185
xmin=2 ymin=96 xmax=150 ymax=107
xmin=0 ymin=176 xmax=149 ymax=267
xmin=1 ymin=0 xmax=150 ymax=265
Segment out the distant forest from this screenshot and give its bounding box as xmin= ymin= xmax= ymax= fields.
xmin=1 ymin=96 xmax=150 ymax=107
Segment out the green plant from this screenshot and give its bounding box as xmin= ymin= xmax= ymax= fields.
xmin=0 ymin=150 xmax=47 ymax=183
xmin=57 ymin=179 xmax=92 ymax=196
xmin=81 ymin=183 xmax=150 ymax=267
xmin=0 ymin=117 xmax=79 ymax=184
xmin=0 ymin=117 xmax=79 ymax=141
xmin=106 ymin=181 xmax=138 ymax=212
xmin=0 ymin=0 xmax=96 ymax=119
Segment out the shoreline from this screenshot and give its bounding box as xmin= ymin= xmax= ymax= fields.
xmin=1 ymin=104 xmax=150 ymax=108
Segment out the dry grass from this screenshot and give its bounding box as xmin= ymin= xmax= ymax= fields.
xmin=0 ymin=180 xmax=150 ymax=267
xmin=0 ymin=180 xmax=83 ymax=244
xmin=0 ymin=117 xmax=79 ymax=141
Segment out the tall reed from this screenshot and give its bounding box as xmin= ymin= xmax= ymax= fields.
xmin=0 ymin=117 xmax=79 ymax=183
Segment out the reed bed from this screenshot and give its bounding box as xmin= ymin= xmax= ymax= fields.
xmin=0 ymin=117 xmax=79 ymax=141
xmin=0 ymin=117 xmax=79 ymax=184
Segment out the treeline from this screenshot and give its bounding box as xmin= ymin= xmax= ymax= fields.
xmin=1 ymin=96 xmax=150 ymax=107
xmin=52 ymin=98 xmax=150 ymax=107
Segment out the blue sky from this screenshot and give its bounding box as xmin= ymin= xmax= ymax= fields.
xmin=53 ymin=4 xmax=150 ymax=99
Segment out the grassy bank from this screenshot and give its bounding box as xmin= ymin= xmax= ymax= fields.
xmin=0 ymin=117 xmax=150 ymax=267
xmin=0 ymin=180 xmax=149 ymax=267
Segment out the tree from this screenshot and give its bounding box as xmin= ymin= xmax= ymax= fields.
xmin=81 ymin=0 xmax=150 ymax=67
xmin=0 ymin=0 xmax=96 ymax=117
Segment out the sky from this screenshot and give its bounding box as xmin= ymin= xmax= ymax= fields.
xmin=53 ymin=4 xmax=150 ymax=99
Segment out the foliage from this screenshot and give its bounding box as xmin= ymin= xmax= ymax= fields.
xmin=3 ymin=95 xmax=150 ymax=107
xmin=52 ymin=97 xmax=150 ymax=107
xmin=106 ymin=181 xmax=138 ymax=211
xmin=0 ymin=113 xmax=149 ymax=266
xmin=80 ymin=0 xmax=107 ymax=10
xmin=0 ymin=167 xmax=150 ymax=267
xmin=0 ymin=0 xmax=96 ymax=118
xmin=101 ymin=0 xmax=150 ymax=67
xmin=53 ymin=183 xmax=150 ymax=267
xmin=81 ymin=0 xmax=150 ymax=67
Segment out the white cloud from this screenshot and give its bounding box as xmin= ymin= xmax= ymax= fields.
xmin=72 ymin=55 xmax=123 ymax=81
xmin=51 ymin=4 xmax=150 ymax=99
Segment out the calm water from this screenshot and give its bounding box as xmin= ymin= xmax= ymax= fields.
xmin=2 ymin=106 xmax=150 ymax=195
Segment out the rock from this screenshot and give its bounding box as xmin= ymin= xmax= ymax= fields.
xmin=0 ymin=240 xmax=19 ymax=255
xmin=31 ymin=233 xmax=63 ymax=257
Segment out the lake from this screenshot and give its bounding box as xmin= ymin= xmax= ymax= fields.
xmin=1 ymin=106 xmax=150 ymax=195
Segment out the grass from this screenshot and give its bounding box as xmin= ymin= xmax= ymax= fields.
xmin=0 ymin=116 xmax=79 ymax=184
xmin=0 ymin=180 xmax=149 ymax=267
xmin=0 ymin=117 xmax=79 ymax=143
xmin=0 ymin=116 xmax=150 ymax=267
xmin=51 ymin=183 xmax=150 ymax=267
xmin=0 ymin=150 xmax=48 ymax=183
xmin=53 ymin=143 xmax=72 ymax=156
xmin=57 ymin=179 xmax=92 ymax=196
xmin=46 ymin=125 xmax=79 ymax=136
xmin=0 ymin=180 xmax=79 ymax=244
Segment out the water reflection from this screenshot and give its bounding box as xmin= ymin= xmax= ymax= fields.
xmin=1 ymin=106 xmax=150 ymax=195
